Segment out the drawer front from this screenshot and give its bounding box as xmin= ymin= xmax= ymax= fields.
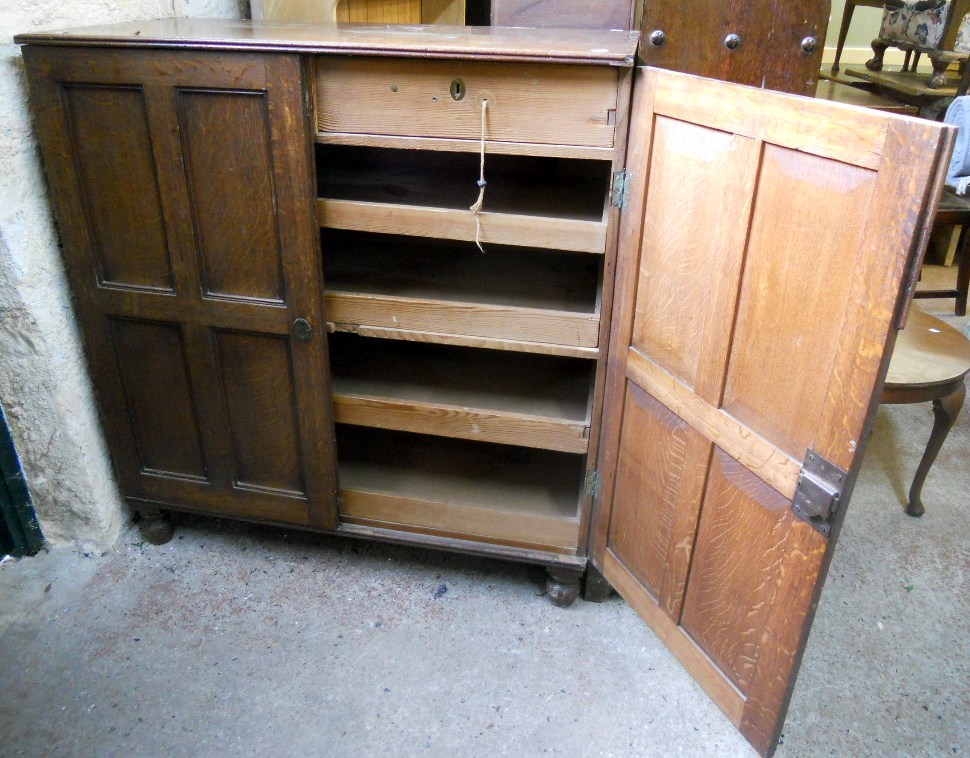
xmin=315 ymin=57 xmax=619 ymax=148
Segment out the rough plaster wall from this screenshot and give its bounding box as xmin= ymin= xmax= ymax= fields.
xmin=0 ymin=0 xmax=247 ymax=549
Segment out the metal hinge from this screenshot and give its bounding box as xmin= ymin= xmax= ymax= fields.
xmin=585 ymin=470 xmax=601 ymax=499
xmin=791 ymin=449 xmax=847 ymax=537
xmin=611 ymin=170 xmax=632 ymax=209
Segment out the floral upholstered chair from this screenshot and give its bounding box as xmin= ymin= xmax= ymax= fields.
xmin=866 ymin=0 xmax=970 ymax=88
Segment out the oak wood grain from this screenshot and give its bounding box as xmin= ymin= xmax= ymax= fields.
xmin=592 ymin=67 xmax=951 ymax=758
xmin=15 ymin=19 xmax=640 ymax=67
xmin=316 ymin=57 xmax=618 ymax=148
xmin=22 ymin=46 xmax=339 ymax=529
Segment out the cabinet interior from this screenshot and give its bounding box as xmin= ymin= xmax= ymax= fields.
xmin=317 ymin=145 xmax=612 ymax=221
xmin=329 ymin=332 xmax=595 ymax=452
xmin=335 ymin=424 xmax=585 ymax=552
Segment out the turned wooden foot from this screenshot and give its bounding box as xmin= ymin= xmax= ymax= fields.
xmin=582 ymin=564 xmax=614 ymax=603
xmin=545 ymin=567 xmax=582 ymax=608
xmin=137 ymin=508 xmax=174 ymax=544
xmin=907 ymin=383 xmax=965 ymax=517
xmin=866 ymin=38 xmax=888 ymax=71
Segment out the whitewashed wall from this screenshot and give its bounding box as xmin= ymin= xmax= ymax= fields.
xmin=0 ymin=0 xmax=246 ymax=550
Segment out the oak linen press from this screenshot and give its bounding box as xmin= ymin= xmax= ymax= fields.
xmin=15 ymin=19 xmax=952 ymax=757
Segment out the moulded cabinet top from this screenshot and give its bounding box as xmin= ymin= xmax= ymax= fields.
xmin=14 ymin=18 xmax=640 ymax=67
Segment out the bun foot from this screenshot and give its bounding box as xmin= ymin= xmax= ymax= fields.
xmin=582 ymin=564 xmax=613 ymax=603
xmin=137 ymin=509 xmax=174 ymax=545
xmin=545 ymin=567 xmax=582 ymax=608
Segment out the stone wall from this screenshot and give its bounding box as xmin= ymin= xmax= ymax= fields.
xmin=0 ymin=0 xmax=247 ymax=549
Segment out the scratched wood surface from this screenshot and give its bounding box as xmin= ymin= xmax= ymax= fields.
xmin=336 ymin=426 xmax=584 ymax=551
xmin=591 ymin=67 xmax=952 ymax=757
xmin=315 ymin=58 xmax=619 ymax=148
xmin=330 ymin=334 xmax=593 ymax=451
xmin=15 ymin=19 xmax=640 ymax=67
xmin=22 ymin=46 xmax=339 ymax=529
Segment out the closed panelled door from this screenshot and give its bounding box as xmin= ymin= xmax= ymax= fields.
xmin=638 ymin=0 xmax=830 ymax=96
xmin=593 ymin=69 xmax=951 ymax=756
xmin=23 ymin=46 xmax=338 ymax=529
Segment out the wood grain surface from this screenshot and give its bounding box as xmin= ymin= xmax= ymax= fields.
xmin=316 ymin=57 xmax=619 ymax=148
xmin=592 ymin=67 xmax=951 ymax=757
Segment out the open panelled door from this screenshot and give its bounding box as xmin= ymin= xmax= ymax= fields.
xmin=592 ymin=68 xmax=953 ymax=757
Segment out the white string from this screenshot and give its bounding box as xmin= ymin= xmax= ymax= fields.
xmin=469 ymin=98 xmax=488 ymax=252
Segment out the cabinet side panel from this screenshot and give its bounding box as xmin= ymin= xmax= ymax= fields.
xmin=178 ymin=89 xmax=285 ymax=303
xmin=63 ymin=85 xmax=174 ymax=291
xmin=214 ymin=330 xmax=306 ymax=496
xmin=107 ymin=318 xmax=207 ymax=479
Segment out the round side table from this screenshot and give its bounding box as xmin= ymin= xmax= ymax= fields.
xmin=881 ymin=309 xmax=970 ymax=516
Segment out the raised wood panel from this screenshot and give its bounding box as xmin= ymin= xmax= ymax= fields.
xmin=315 ymin=58 xmax=619 ymax=148
xmin=607 ymin=384 xmax=689 ymax=601
xmin=107 ymin=318 xmax=206 ymax=479
xmin=630 ymin=116 xmax=756 ymax=398
xmin=214 ymin=331 xmax=305 ymax=496
xmin=680 ymin=449 xmax=792 ymax=694
xmin=178 ymin=89 xmax=285 ymax=303
xmin=63 ymin=85 xmax=173 ymax=291
xmin=721 ymin=146 xmax=877 ymax=461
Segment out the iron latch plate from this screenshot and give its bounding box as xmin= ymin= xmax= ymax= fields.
xmin=611 ymin=171 xmax=632 ymax=209
xmin=791 ymin=449 xmax=847 ymax=537
xmin=585 ymin=470 xmax=601 ymax=499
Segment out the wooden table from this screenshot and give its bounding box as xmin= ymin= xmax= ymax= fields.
xmin=882 ymin=309 xmax=970 ymax=516
xmin=915 ymin=188 xmax=970 ymax=316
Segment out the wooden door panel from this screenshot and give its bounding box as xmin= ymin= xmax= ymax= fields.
xmin=63 ymin=85 xmax=174 ymax=291
xmin=637 ymin=0 xmax=829 ymax=97
xmin=679 ymin=448 xmax=795 ymax=694
xmin=214 ymin=331 xmax=306 ymax=496
xmin=631 ymin=116 xmax=756 ymax=398
xmin=107 ymin=317 xmax=207 ymax=479
xmin=23 ymin=46 xmax=339 ymax=529
xmin=178 ymin=88 xmax=286 ymax=302
xmin=607 ymin=384 xmax=710 ymax=618
xmin=594 ymin=68 xmax=953 ymax=757
xmin=721 ymin=147 xmax=877 ymax=461
xmin=639 ymin=1 xmax=770 ymax=88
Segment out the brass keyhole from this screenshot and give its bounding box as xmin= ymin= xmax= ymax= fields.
xmin=450 ymin=78 xmax=466 ymax=101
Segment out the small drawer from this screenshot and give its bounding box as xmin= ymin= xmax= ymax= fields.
xmin=314 ymin=56 xmax=619 ymax=149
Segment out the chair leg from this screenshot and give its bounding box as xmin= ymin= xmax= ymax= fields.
xmin=867 ymin=38 xmax=890 ymax=71
xmin=904 ymin=49 xmax=914 ymax=72
xmin=927 ymin=55 xmax=950 ymax=88
xmin=832 ymin=0 xmax=858 ymax=74
xmin=906 ymin=383 xmax=966 ymax=517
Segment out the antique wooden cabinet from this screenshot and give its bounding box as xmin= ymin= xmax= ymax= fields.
xmin=16 ymin=19 xmax=952 ymax=757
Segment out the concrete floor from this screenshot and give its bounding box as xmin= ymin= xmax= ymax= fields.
xmin=1 ymin=275 xmax=967 ymax=758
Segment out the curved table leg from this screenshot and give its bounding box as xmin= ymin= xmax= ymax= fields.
xmin=907 ymin=382 xmax=966 ymax=517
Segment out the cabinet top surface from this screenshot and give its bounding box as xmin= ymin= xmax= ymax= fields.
xmin=15 ymin=18 xmax=639 ymax=66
